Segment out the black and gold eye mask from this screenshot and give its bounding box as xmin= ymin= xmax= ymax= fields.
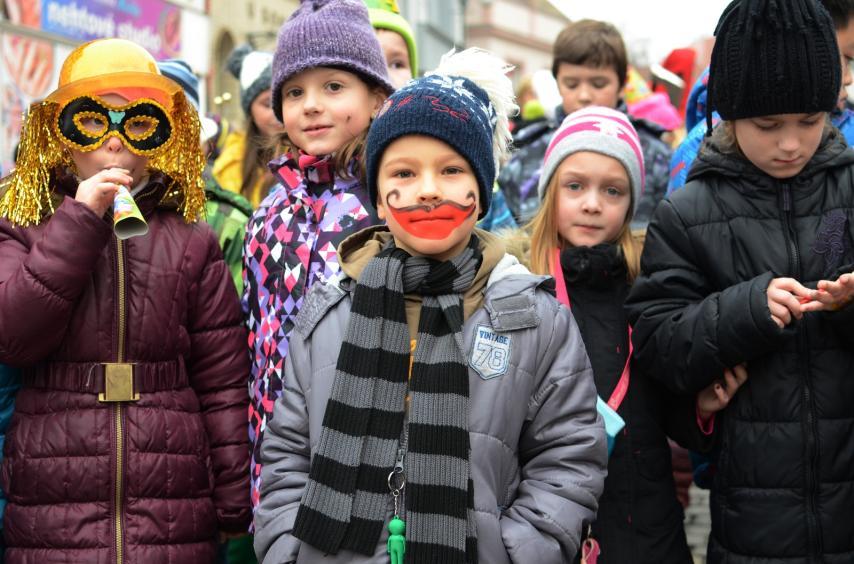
xmin=55 ymin=96 xmax=174 ymax=156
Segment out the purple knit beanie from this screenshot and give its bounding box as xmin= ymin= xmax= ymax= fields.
xmin=271 ymin=0 xmax=394 ymax=122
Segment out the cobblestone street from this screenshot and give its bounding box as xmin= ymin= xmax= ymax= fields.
xmin=685 ymin=485 xmax=711 ymax=564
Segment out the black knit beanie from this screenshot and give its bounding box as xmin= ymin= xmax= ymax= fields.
xmin=707 ymin=0 xmax=841 ymax=130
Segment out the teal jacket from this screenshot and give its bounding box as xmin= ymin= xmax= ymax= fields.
xmin=0 ymin=365 xmax=20 ymax=529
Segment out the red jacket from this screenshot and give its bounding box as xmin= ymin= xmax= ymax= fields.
xmin=0 ymin=173 xmax=251 ymax=562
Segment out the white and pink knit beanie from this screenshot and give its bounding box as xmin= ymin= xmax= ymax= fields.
xmin=538 ymin=106 xmax=645 ymax=212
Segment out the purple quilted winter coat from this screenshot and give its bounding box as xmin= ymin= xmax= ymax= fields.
xmin=0 ymin=172 xmax=251 ymax=563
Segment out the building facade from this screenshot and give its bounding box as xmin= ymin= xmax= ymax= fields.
xmin=465 ymin=0 xmax=569 ymax=84
xmin=397 ymin=0 xmax=465 ymax=76
xmin=207 ymin=0 xmax=298 ymax=126
xmin=0 ymin=0 xmax=210 ymax=173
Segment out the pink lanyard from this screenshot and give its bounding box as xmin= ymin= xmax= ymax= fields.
xmin=551 ymin=248 xmax=632 ymax=411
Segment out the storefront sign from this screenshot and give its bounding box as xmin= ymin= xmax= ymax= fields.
xmin=41 ymin=0 xmax=181 ymax=58
xmin=1 ymin=0 xmax=182 ymax=58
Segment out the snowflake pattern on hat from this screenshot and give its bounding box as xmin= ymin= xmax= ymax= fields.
xmin=424 ymin=74 xmax=494 ymax=130
xmin=243 ymin=154 xmax=379 ymax=511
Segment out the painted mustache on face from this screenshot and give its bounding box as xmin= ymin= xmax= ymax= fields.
xmin=387 ymin=190 xmax=477 ymax=240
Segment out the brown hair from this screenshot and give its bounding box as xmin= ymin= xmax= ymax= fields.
xmin=819 ymin=0 xmax=854 ymax=29
xmin=552 ymin=19 xmax=628 ymax=87
xmin=527 ymin=172 xmax=640 ymax=281
xmin=241 ymin=120 xmax=279 ymax=200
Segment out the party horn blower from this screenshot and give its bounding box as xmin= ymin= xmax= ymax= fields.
xmin=113 ymin=185 xmax=149 ymax=239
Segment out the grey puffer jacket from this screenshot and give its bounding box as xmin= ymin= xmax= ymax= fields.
xmin=255 ymin=254 xmax=607 ymax=564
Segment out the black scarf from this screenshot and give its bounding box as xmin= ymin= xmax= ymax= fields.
xmin=293 ymin=235 xmax=482 ymax=563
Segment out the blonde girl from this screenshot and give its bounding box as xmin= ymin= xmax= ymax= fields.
xmin=527 ymin=106 xmax=744 ymax=564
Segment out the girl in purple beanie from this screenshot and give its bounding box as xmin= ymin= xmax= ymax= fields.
xmin=243 ymin=0 xmax=394 ymax=516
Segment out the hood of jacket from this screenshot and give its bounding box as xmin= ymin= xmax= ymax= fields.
xmin=685 ymin=68 xmax=711 ymax=132
xmin=511 ymin=104 xmax=566 ymax=149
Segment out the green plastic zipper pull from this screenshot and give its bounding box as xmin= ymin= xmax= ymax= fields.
xmin=387 ymin=516 xmax=406 ymax=564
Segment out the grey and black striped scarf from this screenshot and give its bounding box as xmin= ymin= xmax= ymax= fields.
xmin=293 ymin=235 xmax=482 ymax=563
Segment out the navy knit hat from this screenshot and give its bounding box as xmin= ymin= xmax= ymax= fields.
xmin=157 ymin=59 xmax=199 ymax=109
xmin=226 ymin=45 xmax=274 ymax=117
xmin=366 ymin=49 xmax=517 ymax=219
xmin=707 ymin=0 xmax=841 ymax=130
xmin=157 ymin=59 xmax=219 ymax=143
xmin=271 ymin=0 xmax=394 ymax=123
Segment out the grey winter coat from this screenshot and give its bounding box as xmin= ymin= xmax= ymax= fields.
xmin=254 ymin=254 xmax=608 ymax=564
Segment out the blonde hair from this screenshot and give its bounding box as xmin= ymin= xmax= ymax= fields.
xmin=716 ymin=121 xmax=742 ymax=156
xmin=527 ymin=172 xmax=640 ymax=281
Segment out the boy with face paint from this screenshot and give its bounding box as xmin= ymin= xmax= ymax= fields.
xmin=254 ymin=48 xmax=607 ymax=564
xmin=0 ymin=39 xmax=251 ymax=562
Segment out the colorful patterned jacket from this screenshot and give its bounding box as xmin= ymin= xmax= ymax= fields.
xmin=243 ymin=154 xmax=380 ymax=510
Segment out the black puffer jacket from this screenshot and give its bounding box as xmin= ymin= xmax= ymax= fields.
xmin=625 ymin=127 xmax=854 ymax=563
xmin=561 ymin=245 xmax=703 ymax=564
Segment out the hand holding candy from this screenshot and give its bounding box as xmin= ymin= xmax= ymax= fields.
xmin=75 ymin=167 xmax=132 ymax=217
xmin=799 ymin=272 xmax=854 ymax=313
xmin=767 ymin=277 xmax=811 ymax=328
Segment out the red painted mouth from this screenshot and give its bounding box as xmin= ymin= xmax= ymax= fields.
xmin=389 ymin=201 xmax=476 ymax=240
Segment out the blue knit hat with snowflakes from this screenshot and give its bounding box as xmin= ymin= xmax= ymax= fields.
xmin=366 ymin=48 xmax=517 ymax=218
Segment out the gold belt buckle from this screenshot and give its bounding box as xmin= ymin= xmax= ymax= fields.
xmin=98 ymin=363 xmax=139 ymax=402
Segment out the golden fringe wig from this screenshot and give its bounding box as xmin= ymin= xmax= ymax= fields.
xmin=149 ymin=92 xmax=206 ymax=223
xmin=0 ymin=102 xmax=68 ymax=226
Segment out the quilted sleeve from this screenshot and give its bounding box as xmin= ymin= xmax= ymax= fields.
xmin=186 ymin=227 xmax=252 ymax=533
xmin=0 ymin=197 xmax=111 ymax=365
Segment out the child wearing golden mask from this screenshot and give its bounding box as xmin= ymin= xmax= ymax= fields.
xmin=0 ymin=39 xmax=251 ymax=562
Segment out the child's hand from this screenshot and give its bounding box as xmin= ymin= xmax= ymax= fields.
xmin=799 ymin=272 xmax=854 ymax=312
xmin=75 ymin=167 xmax=133 ymax=217
xmin=697 ymin=364 xmax=748 ymax=419
xmin=767 ymin=277 xmax=811 ymax=328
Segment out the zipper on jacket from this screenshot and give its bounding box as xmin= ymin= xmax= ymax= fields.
xmin=113 ymin=239 xmax=128 ymax=564
xmin=779 ymin=184 xmax=822 ymax=560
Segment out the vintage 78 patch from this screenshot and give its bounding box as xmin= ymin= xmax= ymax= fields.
xmin=469 ymin=324 xmax=512 ymax=380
